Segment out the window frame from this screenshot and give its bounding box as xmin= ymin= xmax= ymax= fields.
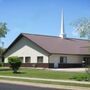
xmin=37 ymin=56 xmax=43 ymax=63
xmin=25 ymin=57 xmax=31 ymax=63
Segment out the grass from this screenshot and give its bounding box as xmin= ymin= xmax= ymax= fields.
xmin=0 ymin=67 xmax=90 ymax=88
xmin=0 ymin=67 xmax=88 ymax=80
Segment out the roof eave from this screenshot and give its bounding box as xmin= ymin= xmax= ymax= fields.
xmin=50 ymin=53 xmax=90 ymax=56
xmin=3 ymin=33 xmax=23 ymax=55
xmin=3 ymin=33 xmax=51 ymax=56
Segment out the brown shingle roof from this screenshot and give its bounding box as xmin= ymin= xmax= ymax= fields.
xmin=22 ymin=33 xmax=90 ymax=55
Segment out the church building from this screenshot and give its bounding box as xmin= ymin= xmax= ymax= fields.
xmin=3 ymin=10 xmax=90 ymax=68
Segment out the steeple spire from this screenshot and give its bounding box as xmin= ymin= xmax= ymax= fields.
xmin=59 ymin=9 xmax=66 ymax=38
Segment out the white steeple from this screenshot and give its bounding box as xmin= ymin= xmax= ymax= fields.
xmin=59 ymin=9 xmax=66 ymax=38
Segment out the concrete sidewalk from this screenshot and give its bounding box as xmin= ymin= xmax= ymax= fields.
xmin=0 ymin=75 xmax=90 ymax=84
xmin=49 ymin=68 xmax=86 ymax=72
xmin=0 ymin=79 xmax=90 ymax=90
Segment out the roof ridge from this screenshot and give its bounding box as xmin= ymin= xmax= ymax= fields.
xmin=3 ymin=32 xmax=90 ymax=55
xmin=22 ymin=33 xmax=61 ymax=38
xmin=66 ymin=37 xmax=90 ymax=41
xmin=21 ymin=33 xmax=90 ymax=41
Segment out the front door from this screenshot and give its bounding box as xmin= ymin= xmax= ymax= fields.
xmin=54 ymin=63 xmax=58 ymax=68
xmin=83 ymin=57 xmax=90 ymax=65
xmin=60 ymin=56 xmax=67 ymax=64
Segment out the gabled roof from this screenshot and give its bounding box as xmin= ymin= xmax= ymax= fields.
xmin=3 ymin=33 xmax=90 ymax=55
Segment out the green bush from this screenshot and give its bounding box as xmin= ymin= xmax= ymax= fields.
xmin=71 ymin=74 xmax=90 ymax=81
xmin=0 ymin=63 xmax=2 ymax=67
xmin=8 ymin=56 xmax=22 ymax=73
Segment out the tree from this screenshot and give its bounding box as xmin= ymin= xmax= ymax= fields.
xmin=0 ymin=22 xmax=8 ymax=38
xmin=0 ymin=22 xmax=8 ymax=63
xmin=8 ymin=56 xmax=22 ymax=73
xmin=71 ymin=17 xmax=90 ymax=38
xmin=0 ymin=47 xmax=5 ymax=55
xmin=71 ymin=17 xmax=90 ymax=81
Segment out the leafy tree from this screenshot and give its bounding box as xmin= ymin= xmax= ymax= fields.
xmin=71 ymin=17 xmax=90 ymax=81
xmin=0 ymin=47 xmax=5 ymax=55
xmin=0 ymin=22 xmax=8 ymax=38
xmin=0 ymin=22 xmax=8 ymax=63
xmin=0 ymin=22 xmax=8 ymax=52
xmin=8 ymin=56 xmax=22 ymax=73
xmin=71 ymin=17 xmax=90 ymax=38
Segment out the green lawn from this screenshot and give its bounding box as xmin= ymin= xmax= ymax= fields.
xmin=0 ymin=67 xmax=90 ymax=88
xmin=0 ymin=67 xmax=87 ymax=80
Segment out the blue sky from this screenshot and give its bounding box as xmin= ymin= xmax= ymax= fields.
xmin=0 ymin=0 xmax=90 ymax=48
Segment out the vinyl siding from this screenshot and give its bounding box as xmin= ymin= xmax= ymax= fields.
xmin=4 ymin=37 xmax=49 ymax=63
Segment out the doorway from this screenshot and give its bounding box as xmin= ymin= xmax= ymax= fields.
xmin=83 ymin=57 xmax=90 ymax=65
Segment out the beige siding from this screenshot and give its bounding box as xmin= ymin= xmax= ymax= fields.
xmin=67 ymin=56 xmax=82 ymax=63
xmin=4 ymin=37 xmax=49 ymax=63
xmin=49 ymin=54 xmax=83 ymax=68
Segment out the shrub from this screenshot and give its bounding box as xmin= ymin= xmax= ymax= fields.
xmin=8 ymin=56 xmax=22 ymax=73
xmin=85 ymin=65 xmax=90 ymax=81
xmin=72 ymin=75 xmax=86 ymax=81
xmin=71 ymin=74 xmax=90 ymax=81
xmin=0 ymin=63 xmax=2 ymax=67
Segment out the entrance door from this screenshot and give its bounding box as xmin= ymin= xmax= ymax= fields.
xmin=83 ymin=57 xmax=90 ymax=65
xmin=54 ymin=63 xmax=58 ymax=68
xmin=60 ymin=56 xmax=67 ymax=64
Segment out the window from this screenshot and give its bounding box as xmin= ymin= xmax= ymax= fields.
xmin=25 ymin=57 xmax=31 ymax=63
xmin=37 ymin=56 xmax=43 ymax=63
xmin=19 ymin=57 xmax=23 ymax=63
xmin=60 ymin=56 xmax=67 ymax=64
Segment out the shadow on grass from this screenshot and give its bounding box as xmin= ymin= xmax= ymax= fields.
xmin=0 ymin=68 xmax=11 ymax=71
xmin=0 ymin=68 xmax=26 ymax=74
xmin=13 ymin=71 xmax=26 ymax=74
